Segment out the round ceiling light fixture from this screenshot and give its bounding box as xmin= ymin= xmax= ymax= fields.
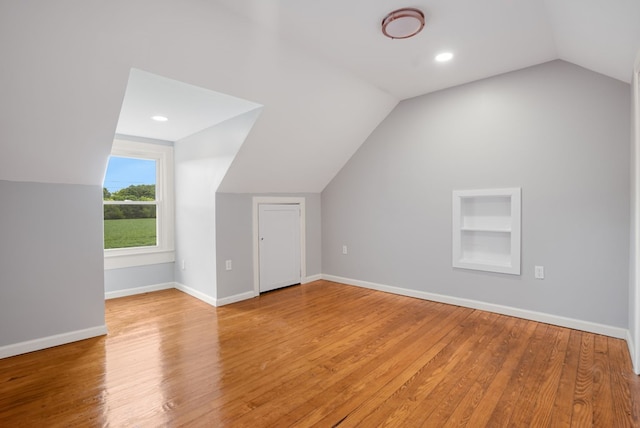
xmin=381 ymin=8 xmax=425 ymax=39
xmin=151 ymin=115 xmax=169 ymax=122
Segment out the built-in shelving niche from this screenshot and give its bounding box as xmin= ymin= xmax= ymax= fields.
xmin=452 ymin=188 xmax=521 ymax=275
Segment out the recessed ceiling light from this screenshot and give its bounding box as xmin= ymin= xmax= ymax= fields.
xmin=435 ymin=52 xmax=454 ymax=62
xmin=381 ymin=8 xmax=425 ymax=39
xmin=151 ymin=115 xmax=168 ymax=122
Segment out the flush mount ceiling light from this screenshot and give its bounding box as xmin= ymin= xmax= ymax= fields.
xmin=151 ymin=115 xmax=168 ymax=122
xmin=381 ymin=8 xmax=425 ymax=39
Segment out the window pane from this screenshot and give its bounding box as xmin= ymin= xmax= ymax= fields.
xmin=104 ymin=205 xmax=157 ymax=249
xmin=103 ymin=156 xmax=156 ymax=201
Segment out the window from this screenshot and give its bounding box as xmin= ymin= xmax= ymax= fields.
xmin=103 ymin=156 xmax=157 ymax=249
xmin=103 ymin=139 xmax=174 ymax=269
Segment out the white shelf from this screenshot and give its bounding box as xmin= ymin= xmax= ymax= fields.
xmin=452 ymin=188 xmax=521 ymax=275
xmin=460 ymin=227 xmax=511 ymax=233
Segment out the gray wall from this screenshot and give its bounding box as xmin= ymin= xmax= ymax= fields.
xmin=0 ymin=180 xmax=105 ymax=346
xmin=216 ymin=193 xmax=322 ymax=299
xmin=104 ymin=263 xmax=174 ymax=293
xmin=322 ymin=60 xmax=630 ymax=328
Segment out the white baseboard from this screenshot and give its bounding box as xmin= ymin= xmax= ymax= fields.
xmin=107 ymin=281 xmax=258 ymax=307
xmin=627 ymin=331 xmax=640 ymax=375
xmin=303 ymin=274 xmax=322 ymax=284
xmin=105 ymin=276 xmax=630 ymax=341
xmin=174 ymin=283 xmax=217 ymax=307
xmin=322 ymin=274 xmax=628 ymax=340
xmin=4 ymin=277 xmax=630 ymax=362
xmin=105 ymin=282 xmax=175 ymax=300
xmin=216 ymin=291 xmax=258 ymax=306
xmin=175 ymin=283 xmax=256 ymax=307
xmin=0 ymin=325 xmax=108 ymax=359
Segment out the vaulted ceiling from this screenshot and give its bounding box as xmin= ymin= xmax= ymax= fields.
xmin=216 ymin=0 xmax=640 ymax=99
xmin=0 ymin=1 xmax=638 ymax=193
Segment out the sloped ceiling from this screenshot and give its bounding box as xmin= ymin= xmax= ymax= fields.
xmin=116 ymin=69 xmax=262 ymax=142
xmin=216 ymin=0 xmax=640 ymax=98
xmin=0 ymin=1 xmax=638 ymax=193
xmin=0 ymin=1 xmax=397 ymax=193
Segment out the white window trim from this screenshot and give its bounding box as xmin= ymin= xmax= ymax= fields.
xmin=104 ymin=139 xmax=175 ymax=270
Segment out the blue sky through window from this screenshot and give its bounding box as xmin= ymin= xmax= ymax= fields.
xmin=103 ymin=156 xmax=156 ymax=192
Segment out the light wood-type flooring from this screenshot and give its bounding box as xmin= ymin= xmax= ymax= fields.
xmin=2 ymin=280 xmax=640 ymax=426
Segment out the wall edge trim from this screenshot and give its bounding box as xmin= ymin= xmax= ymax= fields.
xmin=303 ymin=274 xmax=323 ymax=284
xmin=174 ymin=283 xmax=217 ymax=307
xmin=628 ymin=330 xmax=640 ymax=375
xmin=105 ymin=281 xmax=261 ymax=307
xmin=322 ymin=274 xmax=628 ymax=340
xmin=216 ymin=291 xmax=258 ymax=306
xmin=0 ymin=325 xmax=108 ymax=359
xmin=105 ymin=282 xmax=175 ymax=300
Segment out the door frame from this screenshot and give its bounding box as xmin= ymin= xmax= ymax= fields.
xmin=252 ymin=196 xmax=306 ymax=295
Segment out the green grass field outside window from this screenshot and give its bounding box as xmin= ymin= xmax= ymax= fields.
xmin=104 ymin=218 xmax=157 ymax=249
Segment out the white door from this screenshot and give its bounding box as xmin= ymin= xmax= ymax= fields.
xmin=258 ymin=204 xmax=301 ymax=292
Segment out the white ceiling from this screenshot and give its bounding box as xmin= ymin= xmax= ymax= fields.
xmin=1 ymin=0 xmax=638 ymax=193
xmin=121 ymin=0 xmax=640 ymax=145
xmin=116 ymin=69 xmax=262 ymax=142
xmin=216 ymin=0 xmax=640 ymax=99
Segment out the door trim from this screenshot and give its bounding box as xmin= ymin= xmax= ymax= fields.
xmin=252 ymin=196 xmax=306 ymax=295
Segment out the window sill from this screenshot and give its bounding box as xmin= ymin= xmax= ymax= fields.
xmin=104 ymin=248 xmax=175 ymax=270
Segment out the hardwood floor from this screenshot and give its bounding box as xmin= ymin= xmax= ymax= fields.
xmin=1 ymin=280 xmax=640 ymax=427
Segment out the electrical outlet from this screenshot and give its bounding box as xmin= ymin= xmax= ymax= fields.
xmin=225 ymin=260 xmax=232 ymax=271
xmin=342 ymin=245 xmax=348 ymax=255
xmin=534 ymin=265 xmax=544 ymax=279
